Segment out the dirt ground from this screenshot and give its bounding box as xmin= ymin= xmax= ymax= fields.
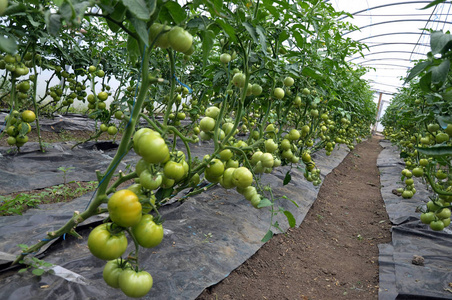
xmin=197 ymin=136 xmax=392 ymax=300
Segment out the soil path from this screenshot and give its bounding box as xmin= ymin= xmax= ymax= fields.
xmin=198 ymin=136 xmax=392 ymax=300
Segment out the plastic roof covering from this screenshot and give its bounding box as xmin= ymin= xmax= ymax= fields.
xmin=327 ymin=0 xmax=452 ymax=95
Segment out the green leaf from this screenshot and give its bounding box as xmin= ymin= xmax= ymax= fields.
xmin=127 ymin=36 xmax=140 ymax=65
xmin=163 ymin=1 xmax=186 ymax=24
xmin=121 ymin=0 xmax=150 ymax=21
xmin=430 ymin=31 xmax=452 ymax=55
xmin=400 ymin=151 xmax=409 ymax=159
xmin=201 ymin=30 xmax=215 ymax=66
xmin=431 ymin=59 xmax=450 ymax=84
xmin=243 ymin=22 xmax=258 ymax=44
xmin=106 ymin=19 xmax=121 ymax=33
xmin=283 ymin=171 xmax=291 ymax=185
xmin=18 ymin=268 xmax=28 ymax=273
xmin=216 ymin=19 xmax=237 ymax=42
xmin=257 ymin=197 xmax=273 ymax=208
xmin=256 ymin=25 xmax=267 ymax=52
xmin=405 ymin=61 xmax=432 ymax=83
xmin=422 ymin=0 xmax=448 ymax=10
xmin=261 ymin=230 xmax=273 ymax=243
xmin=45 ymin=12 xmax=62 ymax=36
xmin=419 ymin=72 xmax=432 ymax=92
xmin=0 ymin=35 xmax=17 ymax=54
xmin=32 ymin=268 xmax=45 ymax=276
xmin=128 ymin=15 xmax=149 ymax=46
xmin=415 ymin=145 xmax=452 ymax=156
xmin=302 ymin=67 xmax=323 ymax=81
xmin=283 ymin=210 xmax=296 ymax=227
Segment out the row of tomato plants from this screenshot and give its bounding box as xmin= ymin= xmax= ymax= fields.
xmin=381 ymin=27 xmax=452 ymax=232
xmin=0 ymin=0 xmax=377 ymax=297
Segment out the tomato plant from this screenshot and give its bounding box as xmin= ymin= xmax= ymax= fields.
xmin=381 ymin=30 xmax=452 ymax=231
xmin=2 ymin=0 xmax=380 ymax=297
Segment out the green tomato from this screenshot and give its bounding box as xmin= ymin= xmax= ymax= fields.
xmin=149 ymin=23 xmax=171 ymax=48
xmin=119 ymin=269 xmax=153 ymax=298
xmin=260 ymin=153 xmax=274 ymax=168
xmin=429 ymin=220 xmax=445 ymax=231
xmin=140 ymin=170 xmax=162 ymax=190
xmin=281 ymin=139 xmax=291 ymax=151
xmin=220 ymin=53 xmax=231 ymax=64
xmin=163 ymin=161 xmax=186 ymax=182
xmin=251 ymin=84 xmax=262 ymax=96
xmin=273 ymin=87 xmax=285 ymax=99
xmin=108 ymin=190 xmax=142 ymax=228
xmin=283 ymin=76 xmax=294 ymax=87
xmin=205 ymin=106 xmax=220 ymax=118
xmin=199 ymin=116 xmax=216 ymax=132
xmin=168 ymin=26 xmax=193 ymax=53
xmin=88 ymin=223 xmax=128 ymax=260
xmin=288 ymin=129 xmax=301 ymax=141
xmin=219 ymin=149 xmax=233 ymax=161
xmin=220 ymin=167 xmax=236 ymax=189
xmin=232 ymin=167 xmax=253 ymax=188
xmin=265 ymin=139 xmax=278 ymax=153
xmin=107 ymin=126 xmax=118 ymax=135
xmin=232 ymin=72 xmax=246 ymax=88
xmin=134 ymin=158 xmax=149 ymax=176
xmin=103 ymin=259 xmax=129 ymax=288
xmin=136 ymin=131 xmax=170 ymax=164
xmin=131 ymin=214 xmax=164 ymax=248
xmin=205 ymin=158 xmax=224 ymax=178
xmin=436 ymin=132 xmax=449 ymax=143
xmin=420 ymin=212 xmax=435 ymax=224
xmin=436 ymin=208 xmax=451 ymax=220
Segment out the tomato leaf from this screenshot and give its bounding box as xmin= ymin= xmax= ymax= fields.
xmin=162 ymin=1 xmax=186 ymax=24
xmin=155 ymin=187 xmax=174 ymax=201
xmin=302 ymin=67 xmax=323 ymax=81
xmin=243 ymin=22 xmax=258 ymax=44
xmin=127 ymin=36 xmax=140 ymax=65
xmin=261 ymin=230 xmax=273 ymax=243
xmin=45 ymin=12 xmax=62 ymax=36
xmin=216 ymin=19 xmax=237 ymax=42
xmin=128 ymin=15 xmax=149 ymax=46
xmin=419 ymin=72 xmax=432 ymax=93
xmin=201 ymin=30 xmax=215 ymax=67
xmin=257 ymin=198 xmax=273 ymax=208
xmin=0 ymin=35 xmax=17 ymax=54
xmin=415 ymin=145 xmax=452 ymax=156
xmin=283 ymin=171 xmax=291 ymax=185
xmin=404 ymin=60 xmax=432 ymax=84
xmin=283 ymin=210 xmax=296 ymax=228
xmin=256 ymin=25 xmax=267 ymax=53
xmin=430 ymin=31 xmax=452 ymax=55
xmin=421 ymin=0 xmax=448 ymax=9
xmin=32 ymin=268 xmax=45 ymax=276
xmin=431 ymin=59 xmax=450 ymax=84
xmin=121 ymin=0 xmax=150 ymax=21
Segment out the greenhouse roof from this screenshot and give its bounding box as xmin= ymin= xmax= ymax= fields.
xmin=328 ymin=0 xmax=452 ymax=95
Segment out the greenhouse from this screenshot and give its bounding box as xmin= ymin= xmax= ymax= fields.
xmin=0 ymin=0 xmax=451 ymax=299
